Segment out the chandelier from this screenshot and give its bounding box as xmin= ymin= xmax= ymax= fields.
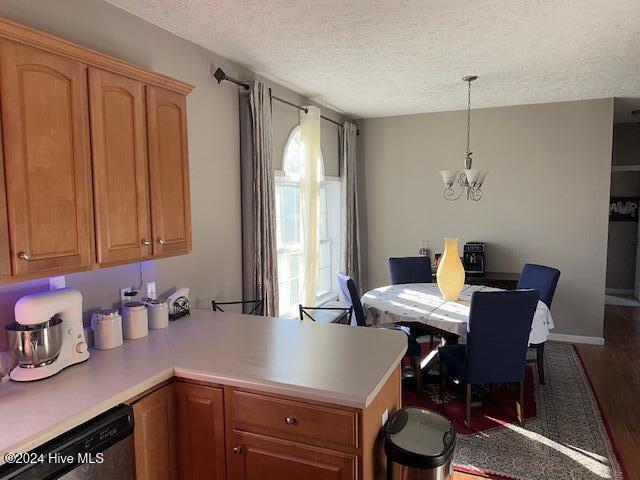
xmin=440 ymin=75 xmax=488 ymax=201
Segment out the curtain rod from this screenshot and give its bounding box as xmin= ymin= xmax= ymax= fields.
xmin=213 ymin=67 xmax=359 ymax=135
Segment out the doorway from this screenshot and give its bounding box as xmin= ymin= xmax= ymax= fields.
xmin=605 ymin=99 xmax=640 ymax=306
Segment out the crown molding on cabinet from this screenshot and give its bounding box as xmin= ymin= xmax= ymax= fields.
xmin=0 ymin=16 xmax=194 ymax=95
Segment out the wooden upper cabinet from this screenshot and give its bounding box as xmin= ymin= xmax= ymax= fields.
xmin=88 ymin=68 xmax=152 ymax=265
xmin=146 ymin=86 xmax=192 ymax=256
xmin=0 ymin=41 xmax=93 ymax=276
xmin=0 ymin=115 xmax=12 ymax=278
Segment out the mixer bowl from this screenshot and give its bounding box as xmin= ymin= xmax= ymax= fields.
xmin=5 ymin=316 xmax=63 ymax=367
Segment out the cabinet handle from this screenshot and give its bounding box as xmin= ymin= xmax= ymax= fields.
xmin=157 ymin=238 xmax=166 ymax=245
xmin=17 ymin=251 xmax=31 ymax=261
xmin=141 ymin=239 xmax=151 ymax=245
xmin=284 ymin=416 xmax=297 ymax=425
xmin=232 ymin=446 xmax=242 ymax=454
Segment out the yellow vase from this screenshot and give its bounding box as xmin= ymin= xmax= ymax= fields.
xmin=436 ymin=237 xmax=465 ymax=301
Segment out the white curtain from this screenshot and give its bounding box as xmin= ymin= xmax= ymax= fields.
xmin=300 ymin=106 xmax=322 ymax=306
xmin=340 ymin=121 xmax=361 ymax=288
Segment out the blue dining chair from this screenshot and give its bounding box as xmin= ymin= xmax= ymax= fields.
xmin=337 ymin=272 xmax=426 ymax=389
xmin=388 ymin=256 xmax=432 ymax=285
xmin=517 ymin=263 xmax=560 ymax=385
xmin=388 ymin=256 xmax=447 ymax=359
xmin=438 ymin=289 xmax=539 ymax=429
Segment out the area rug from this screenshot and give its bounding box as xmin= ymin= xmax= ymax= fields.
xmin=404 ymin=366 xmax=537 ymax=435
xmin=402 ymin=344 xmax=626 ymax=480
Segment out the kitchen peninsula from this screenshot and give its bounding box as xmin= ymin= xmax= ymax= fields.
xmin=0 ymin=311 xmax=407 ymax=480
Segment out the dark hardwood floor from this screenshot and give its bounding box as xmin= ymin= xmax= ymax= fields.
xmin=576 ymin=305 xmax=640 ymax=479
xmin=453 ymin=304 xmax=640 ymax=480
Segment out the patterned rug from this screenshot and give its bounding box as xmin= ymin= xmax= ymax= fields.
xmin=402 ymin=344 xmax=626 ymax=479
xmin=404 ymin=365 xmax=537 ymax=435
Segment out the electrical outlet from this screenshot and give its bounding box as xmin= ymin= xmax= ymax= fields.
xmin=49 ymin=275 xmax=66 ymax=291
xmin=120 ymin=287 xmax=133 ymax=305
xmin=146 ymin=282 xmax=157 ymax=300
xmin=381 ymin=408 xmax=389 ymax=427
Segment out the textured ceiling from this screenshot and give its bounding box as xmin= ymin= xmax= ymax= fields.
xmin=105 ymin=0 xmax=640 ymax=118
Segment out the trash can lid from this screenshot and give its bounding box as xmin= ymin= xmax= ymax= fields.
xmin=384 ymin=407 xmax=456 ymax=469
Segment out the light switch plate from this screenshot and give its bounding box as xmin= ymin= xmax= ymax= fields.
xmin=146 ymin=282 xmax=157 ymax=300
xmin=381 ymin=408 xmax=389 ymax=427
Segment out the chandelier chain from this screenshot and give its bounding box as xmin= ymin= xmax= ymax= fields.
xmin=466 ymin=78 xmax=471 ymax=154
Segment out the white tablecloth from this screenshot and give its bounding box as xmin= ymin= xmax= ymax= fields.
xmin=361 ymin=283 xmax=554 ymax=345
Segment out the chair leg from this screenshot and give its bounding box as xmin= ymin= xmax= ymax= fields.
xmin=464 ymin=384 xmax=472 ymax=429
xmin=516 ymin=381 xmax=524 ymax=425
xmin=414 ymin=356 xmax=425 ymax=393
xmin=439 ymin=362 xmax=448 ymax=402
xmin=536 ymin=343 xmax=545 ymax=385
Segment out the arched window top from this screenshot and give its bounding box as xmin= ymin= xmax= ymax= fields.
xmin=282 ymin=125 xmax=324 ymax=180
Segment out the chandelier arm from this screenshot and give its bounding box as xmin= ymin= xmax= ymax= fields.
xmin=470 ymin=185 xmax=482 ymax=201
xmin=444 ymin=172 xmax=465 ymax=201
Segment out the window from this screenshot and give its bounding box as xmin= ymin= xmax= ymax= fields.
xmin=275 ymin=126 xmax=342 ymax=316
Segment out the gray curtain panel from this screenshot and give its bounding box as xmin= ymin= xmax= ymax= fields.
xmin=340 ymin=121 xmax=361 ymax=288
xmin=239 ymin=82 xmax=279 ymax=316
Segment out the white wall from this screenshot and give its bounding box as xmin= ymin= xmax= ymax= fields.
xmin=0 ymin=0 xmax=344 ymax=350
xmin=362 ymin=99 xmax=613 ymax=339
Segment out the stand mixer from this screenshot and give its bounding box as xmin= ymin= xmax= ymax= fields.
xmin=6 ymin=287 xmax=89 ymax=381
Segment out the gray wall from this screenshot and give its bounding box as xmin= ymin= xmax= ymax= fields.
xmin=0 ymin=0 xmax=344 ymax=350
xmin=606 ymin=123 xmax=640 ymax=291
xmin=362 ymin=99 xmax=613 ymax=339
xmin=612 ymin=123 xmax=640 ymax=166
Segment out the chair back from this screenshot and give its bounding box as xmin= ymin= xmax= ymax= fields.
xmin=212 ymin=299 xmax=264 ymax=315
xmin=465 ymin=290 xmax=539 ymax=384
xmin=517 ymin=263 xmax=560 ymax=309
xmin=337 ymin=272 xmax=366 ymax=326
xmin=299 ymin=305 xmax=353 ymax=324
xmin=388 ymin=257 xmax=432 ymax=285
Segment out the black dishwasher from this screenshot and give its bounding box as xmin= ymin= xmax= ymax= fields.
xmin=0 ymin=405 xmax=135 ymax=480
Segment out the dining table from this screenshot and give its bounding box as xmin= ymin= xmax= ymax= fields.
xmin=361 ymin=283 xmax=554 ymax=345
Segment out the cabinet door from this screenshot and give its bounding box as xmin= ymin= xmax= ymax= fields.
xmin=88 ymin=68 xmax=152 ymax=264
xmin=0 ymin=41 xmax=93 ymax=276
xmin=176 ymin=382 xmax=226 ymax=480
xmin=0 ymin=114 xmax=12 ymax=277
xmin=146 ymin=86 xmax=191 ymax=256
xmin=132 ymin=384 xmax=178 ymax=480
xmin=228 ymin=432 xmax=356 ymax=480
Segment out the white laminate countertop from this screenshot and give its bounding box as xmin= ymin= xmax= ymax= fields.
xmin=0 ymin=310 xmax=407 ymax=462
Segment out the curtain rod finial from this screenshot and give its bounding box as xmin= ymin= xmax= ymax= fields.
xmin=213 ymin=67 xmax=226 ymax=84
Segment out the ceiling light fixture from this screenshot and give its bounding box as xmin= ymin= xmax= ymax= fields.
xmin=440 ymin=75 xmax=488 ymax=201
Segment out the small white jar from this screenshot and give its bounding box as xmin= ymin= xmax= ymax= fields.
xmin=91 ymin=309 xmax=123 ymax=350
xmin=145 ymin=300 xmax=169 ymax=329
xmin=121 ymin=302 xmax=149 ymax=339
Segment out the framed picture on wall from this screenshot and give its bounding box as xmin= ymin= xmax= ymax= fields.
xmin=609 ymin=196 xmax=639 ymax=222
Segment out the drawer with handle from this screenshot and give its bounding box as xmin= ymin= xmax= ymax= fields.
xmin=230 ymin=390 xmax=358 ymax=450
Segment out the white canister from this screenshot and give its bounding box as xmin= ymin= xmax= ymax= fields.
xmin=144 ymin=300 xmax=169 ymax=329
xmin=121 ymin=302 xmax=149 ymax=339
xmin=91 ymin=309 xmax=123 ymax=350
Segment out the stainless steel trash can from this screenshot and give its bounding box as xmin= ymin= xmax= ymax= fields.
xmin=384 ymin=407 xmax=456 ymax=480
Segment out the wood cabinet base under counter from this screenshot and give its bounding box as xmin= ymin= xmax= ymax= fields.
xmin=128 ymin=367 xmax=401 ymax=480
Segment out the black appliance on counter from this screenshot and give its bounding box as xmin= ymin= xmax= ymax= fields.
xmin=463 ymin=242 xmax=485 ymax=275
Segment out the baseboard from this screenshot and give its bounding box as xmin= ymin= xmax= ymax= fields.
xmin=605 ymin=288 xmax=634 ymax=295
xmin=547 ymin=333 xmax=605 ymax=346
